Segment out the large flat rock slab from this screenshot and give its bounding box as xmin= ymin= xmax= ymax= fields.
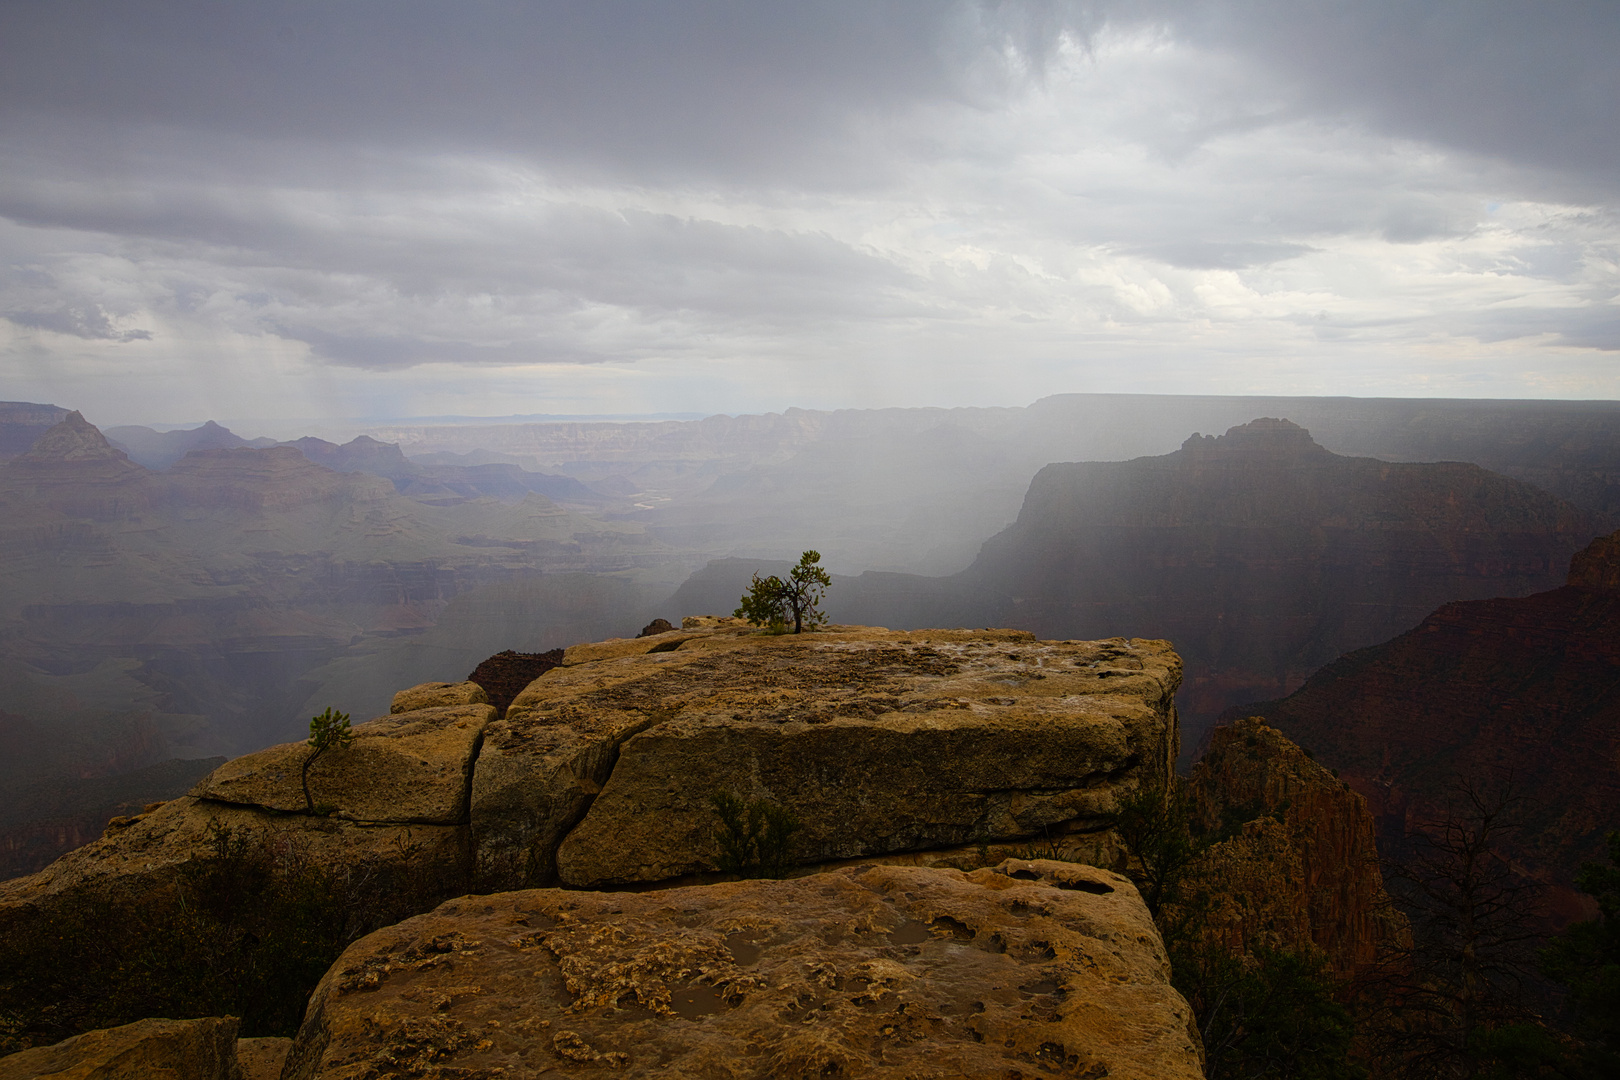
xmin=284 ymin=860 xmax=1203 ymax=1080
xmin=193 ymin=704 xmax=495 ymax=824
xmin=537 ymin=627 xmax=1179 ymax=887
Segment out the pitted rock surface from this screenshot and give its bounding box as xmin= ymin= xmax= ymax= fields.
xmin=283 ymin=860 xmax=1203 ymax=1080
xmin=192 ymin=703 xmax=494 ymax=823
xmin=390 ymin=681 xmax=488 ymax=714
xmin=517 ymin=626 xmax=1179 ymax=888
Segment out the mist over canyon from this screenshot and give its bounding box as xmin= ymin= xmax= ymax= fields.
xmin=2 ymin=393 xmax=1618 ymax=887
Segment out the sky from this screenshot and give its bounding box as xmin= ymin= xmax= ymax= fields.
xmin=1 ymin=0 xmax=1617 ymax=429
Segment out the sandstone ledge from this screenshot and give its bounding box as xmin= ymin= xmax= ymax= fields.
xmin=284 ymin=860 xmax=1203 ymax=1080
xmin=484 ymin=625 xmax=1180 ymax=889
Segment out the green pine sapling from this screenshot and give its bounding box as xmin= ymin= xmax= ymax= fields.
xmin=302 ymin=707 xmax=353 ymax=814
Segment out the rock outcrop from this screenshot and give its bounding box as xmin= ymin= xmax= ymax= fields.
xmin=2 ymin=624 xmax=1180 ymax=966
xmin=479 ymin=625 xmax=1180 ymax=890
xmin=1187 ymin=717 xmax=1405 ymax=975
xmin=283 ymin=860 xmax=1203 ymax=1080
xmin=388 ymin=681 xmax=487 ymax=714
xmin=1238 ymin=527 xmax=1620 ymax=918
xmin=193 ymin=703 xmax=494 ymax=823
xmin=0 ymin=1017 xmax=242 ymax=1080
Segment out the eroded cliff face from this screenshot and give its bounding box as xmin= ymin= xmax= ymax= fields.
xmin=964 ymin=419 xmax=1594 ymax=753
xmin=1187 ymin=717 xmax=1406 ymax=975
xmin=1241 ymin=527 xmax=1620 ymax=919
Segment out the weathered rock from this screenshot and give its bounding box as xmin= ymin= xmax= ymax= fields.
xmin=535 ymin=626 xmax=1179 ymax=888
xmin=0 ymin=797 xmax=466 ymax=924
xmin=283 ymin=860 xmax=1203 ymax=1080
xmin=388 ymin=681 xmax=487 ymax=714
xmin=0 ymin=1016 xmax=241 ymax=1080
xmin=234 ymin=1038 xmax=290 ymax=1080
xmin=1187 ymin=717 xmax=1405 ymax=974
xmin=192 ymin=704 xmax=494 ymax=824
xmin=637 ymin=617 xmax=675 ymax=637
xmin=465 ymin=649 xmax=564 ymax=717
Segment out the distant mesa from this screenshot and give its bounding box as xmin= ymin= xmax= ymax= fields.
xmin=670 ymin=417 xmax=1599 ymax=754
xmin=104 ymin=420 xmax=258 ymax=469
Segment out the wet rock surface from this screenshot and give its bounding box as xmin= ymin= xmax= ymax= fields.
xmin=513 ymin=626 xmax=1179 ymax=889
xmin=0 ymin=1017 xmax=242 ymax=1080
xmin=191 ymin=703 xmax=495 ymax=824
xmin=284 ymin=860 xmax=1202 ymax=1080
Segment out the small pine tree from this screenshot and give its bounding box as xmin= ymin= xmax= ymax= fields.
xmin=735 ymin=551 xmax=830 ymax=634
xmin=302 ymin=707 xmax=352 ymax=814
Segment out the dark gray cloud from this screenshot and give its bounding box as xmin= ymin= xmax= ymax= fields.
xmin=0 ymin=0 xmax=1615 ymax=420
xmin=1118 ymin=0 xmax=1620 ymax=193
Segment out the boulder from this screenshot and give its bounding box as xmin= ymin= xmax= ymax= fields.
xmin=234 ymin=1038 xmax=290 ymax=1080
xmin=191 ymin=704 xmax=494 ymax=823
xmin=539 ymin=627 xmax=1179 ymax=888
xmin=283 ymin=860 xmax=1203 ymax=1080
xmin=0 ymin=1017 xmax=241 ymax=1080
xmin=387 ymin=681 xmax=486 ymax=714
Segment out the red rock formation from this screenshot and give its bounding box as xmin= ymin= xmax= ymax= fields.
xmin=1187 ymin=717 xmax=1405 ymax=975
xmin=1239 ymin=528 xmax=1620 ymax=919
xmin=958 ymin=418 xmax=1595 ymax=751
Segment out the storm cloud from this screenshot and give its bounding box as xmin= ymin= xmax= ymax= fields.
xmin=1 ymin=1 xmax=1616 ymax=424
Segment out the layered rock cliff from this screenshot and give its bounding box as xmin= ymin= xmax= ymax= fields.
xmin=2 ymin=623 xmax=1180 ymax=903
xmin=1187 ymin=717 xmax=1405 ymax=975
xmin=1239 ymin=527 xmax=1620 ymax=918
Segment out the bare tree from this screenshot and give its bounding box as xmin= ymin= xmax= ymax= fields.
xmin=1359 ymin=779 xmax=1544 ymax=1079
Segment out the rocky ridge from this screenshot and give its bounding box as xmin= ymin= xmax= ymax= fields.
xmin=1 ymin=624 xmax=1200 ymax=1077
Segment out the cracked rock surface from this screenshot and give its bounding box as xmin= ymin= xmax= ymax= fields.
xmin=284 ymin=860 xmax=1203 ymax=1080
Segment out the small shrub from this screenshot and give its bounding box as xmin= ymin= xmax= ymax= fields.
xmin=710 ymin=791 xmax=801 ymax=878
